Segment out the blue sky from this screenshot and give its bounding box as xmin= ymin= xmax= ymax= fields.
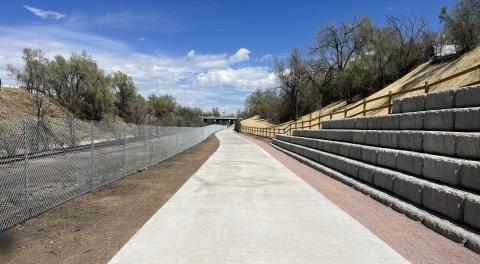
xmin=0 ymin=0 xmax=457 ymax=113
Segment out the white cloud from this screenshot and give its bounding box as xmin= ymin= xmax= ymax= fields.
xmin=0 ymin=25 xmax=276 ymax=112
xmin=23 ymin=5 xmax=67 ymax=20
xmin=259 ymin=54 xmax=274 ymax=62
xmin=194 ymin=68 xmax=276 ymax=91
xmin=137 ymin=37 xmax=146 ymax=41
xmin=228 ymin=48 xmax=250 ymax=63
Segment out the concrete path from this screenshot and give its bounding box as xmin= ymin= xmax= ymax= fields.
xmin=109 ymin=129 xmax=408 ymax=264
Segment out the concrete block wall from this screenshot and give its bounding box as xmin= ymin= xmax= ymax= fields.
xmin=272 ymin=139 xmax=480 ymax=230
xmin=272 ymin=85 xmax=480 ymax=240
xmin=276 ymin=134 xmax=480 ymax=191
xmin=323 ymin=107 xmax=480 ymax=132
xmin=293 ymin=129 xmax=480 ymax=160
xmin=392 ymin=85 xmax=480 ymax=114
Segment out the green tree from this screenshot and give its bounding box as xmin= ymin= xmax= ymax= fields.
xmin=440 ymin=0 xmax=480 ymax=53
xmin=111 ymin=71 xmax=137 ymax=121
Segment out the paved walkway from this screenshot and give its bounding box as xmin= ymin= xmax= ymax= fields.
xmin=109 ymin=129 xmax=407 ymax=264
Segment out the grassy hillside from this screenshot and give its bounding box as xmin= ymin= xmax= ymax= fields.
xmin=0 ymin=88 xmax=71 ymax=118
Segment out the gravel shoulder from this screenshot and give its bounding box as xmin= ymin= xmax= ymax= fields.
xmin=0 ymin=134 xmax=220 ymax=264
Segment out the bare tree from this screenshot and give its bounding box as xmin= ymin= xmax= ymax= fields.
xmin=311 ymin=17 xmax=370 ymax=102
xmin=7 ymin=48 xmax=51 ymax=119
xmin=386 ymin=16 xmax=429 ymax=75
xmin=275 ymin=49 xmax=308 ymax=119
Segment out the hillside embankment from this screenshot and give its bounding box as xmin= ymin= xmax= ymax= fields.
xmin=242 ymin=46 xmax=480 ymax=129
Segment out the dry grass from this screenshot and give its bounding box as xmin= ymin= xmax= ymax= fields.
xmin=0 ymin=88 xmax=69 ymax=118
xmin=242 ymin=46 xmax=480 ymax=129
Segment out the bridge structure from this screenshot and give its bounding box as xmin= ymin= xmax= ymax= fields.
xmin=200 ymin=116 xmax=240 ymax=126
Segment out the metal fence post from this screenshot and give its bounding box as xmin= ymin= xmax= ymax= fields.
xmin=22 ymin=118 xmax=31 ymax=215
xmin=123 ymin=124 xmax=127 ymax=175
xmin=144 ymin=126 xmax=148 ymax=168
xmin=90 ymin=121 xmax=95 ymax=187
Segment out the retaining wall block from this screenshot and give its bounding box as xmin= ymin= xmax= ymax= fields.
xmin=381 ymin=115 xmax=401 ymax=130
xmin=337 ymin=143 xmax=350 ymax=157
xmin=345 ymin=118 xmax=356 ymax=129
xmin=401 ymin=94 xmax=426 ymax=113
xmin=304 ymin=147 xmax=316 ymax=161
xmin=322 ymin=121 xmax=332 ymax=129
xmin=318 ymin=141 xmax=331 ymax=153
xmin=393 ymin=176 xmax=424 ymax=205
xmin=367 ymin=116 xmax=383 ymax=130
xmin=357 ymin=164 xmax=375 ymax=184
xmin=455 ymin=108 xmax=480 ymax=131
xmin=380 ymin=131 xmax=399 ymax=149
xmin=425 ymin=89 xmax=455 ymax=110
xmin=338 ymin=131 xmax=354 ymax=142
xmin=396 ymin=152 xmax=423 ymax=177
xmin=456 ymin=134 xmax=480 ymax=159
xmin=314 ymin=131 xmax=326 ymax=139
xmin=330 ymin=143 xmax=340 ymax=156
xmin=348 ymin=145 xmax=363 ymax=161
xmin=461 ymin=161 xmax=480 ymax=192
xmin=377 ymin=149 xmax=398 ymax=169
xmin=464 ymin=196 xmax=480 ymax=230
xmin=455 ymin=85 xmax=480 ymax=108
xmin=291 ymin=130 xmax=301 ymax=137
xmin=422 ymin=156 xmax=462 ymax=185
xmin=364 ymin=131 xmax=380 ymax=146
xmin=400 ymin=112 xmax=424 ymax=130
xmin=310 ymin=149 xmax=323 ymax=164
xmin=336 ymin=158 xmax=359 ymax=178
xmin=398 ymin=132 xmax=423 ymax=152
xmin=304 ymin=138 xmax=316 ymax=149
xmin=352 ymin=131 xmax=366 ymax=144
xmin=424 ymin=110 xmax=455 ymax=131
xmin=373 ymin=168 xmax=396 ymax=192
xmin=392 ymin=99 xmax=402 ymax=114
xmin=322 ymin=131 xmax=331 ymax=140
xmin=422 ymin=132 xmax=456 ymax=156
xmin=304 ymin=130 xmax=314 ymax=137
xmin=422 ymin=184 xmax=465 ymax=222
xmin=355 ymin=118 xmax=368 ymax=130
xmin=333 ymin=119 xmax=347 ymax=129
xmin=322 ymin=154 xmax=337 ymax=169
xmin=361 ymin=146 xmax=378 ymax=164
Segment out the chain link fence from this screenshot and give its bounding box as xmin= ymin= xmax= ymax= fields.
xmin=0 ymin=116 xmax=224 ymax=231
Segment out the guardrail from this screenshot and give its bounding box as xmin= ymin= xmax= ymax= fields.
xmin=242 ymin=63 xmax=480 ymax=138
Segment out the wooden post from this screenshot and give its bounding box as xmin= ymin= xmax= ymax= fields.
xmin=309 ymin=113 xmax=312 ymax=128
xmin=301 ymin=120 xmax=304 ymax=130
xmin=344 ymin=108 xmax=347 ymax=118
xmin=362 ymin=99 xmax=367 ymax=117
xmin=424 ymin=81 xmax=430 ymax=93
xmin=330 ymin=111 xmax=333 ymax=120
xmin=387 ymin=91 xmax=393 ymax=114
